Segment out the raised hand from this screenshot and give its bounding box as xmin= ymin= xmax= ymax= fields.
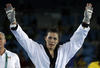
xmin=83 ymin=3 xmax=93 ymax=24
xmin=5 ymin=3 xmax=16 ymax=24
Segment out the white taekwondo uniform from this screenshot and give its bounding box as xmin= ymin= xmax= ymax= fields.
xmin=0 ymin=50 xmax=21 ymax=68
xmin=11 ymin=24 xmax=90 ymax=68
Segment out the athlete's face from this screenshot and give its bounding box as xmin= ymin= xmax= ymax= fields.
xmin=45 ymin=32 xmax=59 ymax=51
xmin=0 ymin=33 xmax=6 ymax=50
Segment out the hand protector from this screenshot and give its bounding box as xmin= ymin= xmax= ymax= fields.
xmin=83 ymin=3 xmax=93 ymax=24
xmin=5 ymin=4 xmax=16 ymax=23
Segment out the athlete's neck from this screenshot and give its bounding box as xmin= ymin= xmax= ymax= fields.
xmin=49 ymin=50 xmax=54 ymax=58
xmin=0 ymin=48 xmax=5 ymax=55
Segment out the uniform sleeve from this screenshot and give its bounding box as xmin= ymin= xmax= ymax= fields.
xmin=15 ymin=55 xmax=21 ymax=68
xmin=60 ymin=25 xmax=90 ymax=61
xmin=10 ymin=24 xmax=40 ymax=58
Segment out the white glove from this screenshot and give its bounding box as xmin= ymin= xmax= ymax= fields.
xmin=83 ymin=3 xmax=93 ymax=24
xmin=5 ymin=4 xmax=16 ymax=23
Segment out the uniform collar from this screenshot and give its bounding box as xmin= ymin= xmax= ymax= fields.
xmin=44 ymin=45 xmax=59 ymax=68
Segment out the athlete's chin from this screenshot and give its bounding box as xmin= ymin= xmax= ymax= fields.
xmin=47 ymin=44 xmax=56 ymax=50
xmin=49 ymin=47 xmax=56 ymax=50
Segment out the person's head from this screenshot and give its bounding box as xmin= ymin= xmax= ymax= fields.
xmin=0 ymin=32 xmax=6 ymax=50
xmin=45 ymin=28 xmax=60 ymax=51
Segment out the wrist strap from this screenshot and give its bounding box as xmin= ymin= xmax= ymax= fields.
xmin=10 ymin=24 xmax=18 ymax=30
xmin=82 ymin=23 xmax=89 ymax=27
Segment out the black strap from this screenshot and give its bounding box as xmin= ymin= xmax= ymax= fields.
xmin=11 ymin=24 xmax=18 ymax=30
xmin=5 ymin=53 xmax=8 ymax=68
xmin=82 ymin=23 xmax=89 ymax=27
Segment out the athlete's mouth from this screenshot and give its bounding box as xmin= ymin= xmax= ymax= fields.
xmin=49 ymin=43 xmax=55 ymax=46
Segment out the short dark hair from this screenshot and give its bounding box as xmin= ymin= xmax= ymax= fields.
xmin=45 ymin=27 xmax=60 ymax=39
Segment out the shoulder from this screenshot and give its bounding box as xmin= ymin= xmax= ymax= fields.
xmin=6 ymin=50 xmax=19 ymax=59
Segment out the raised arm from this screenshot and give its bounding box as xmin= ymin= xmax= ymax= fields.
xmin=60 ymin=3 xmax=93 ymax=60
xmin=5 ymin=3 xmax=40 ymax=56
